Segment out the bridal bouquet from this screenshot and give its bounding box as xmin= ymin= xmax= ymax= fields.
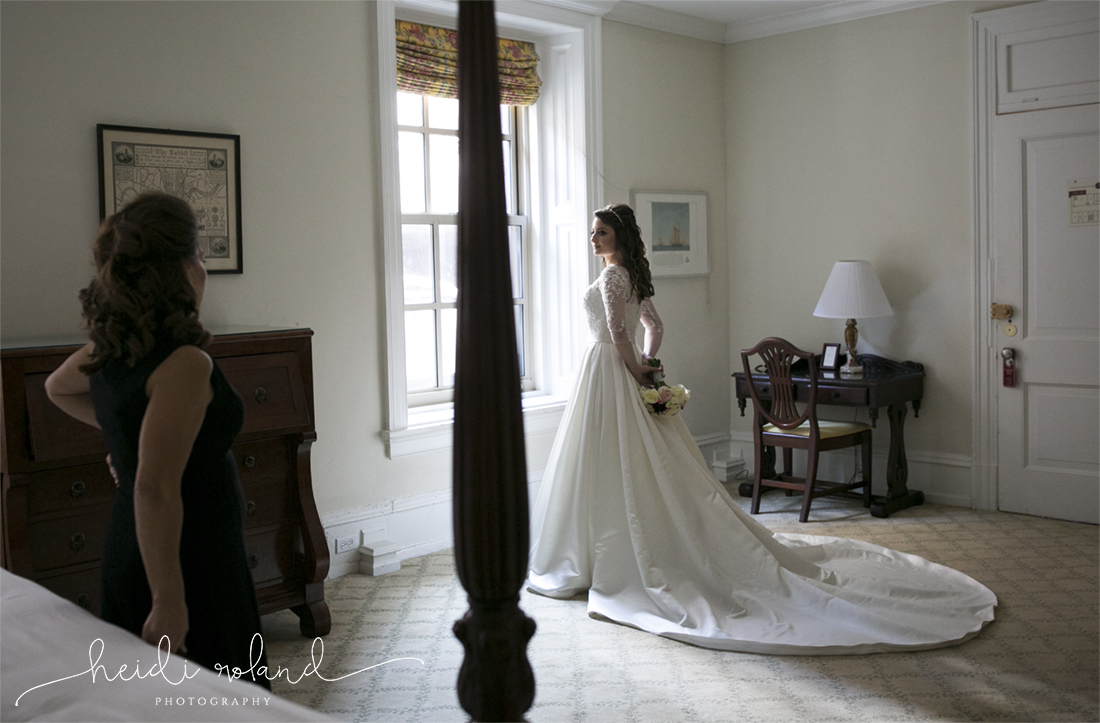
xmin=639 ymin=358 xmax=690 ymax=416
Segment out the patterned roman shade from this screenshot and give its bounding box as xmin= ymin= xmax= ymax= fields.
xmin=396 ymin=20 xmax=542 ymax=106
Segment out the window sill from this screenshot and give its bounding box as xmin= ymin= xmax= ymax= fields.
xmin=382 ymin=393 xmax=567 ymax=458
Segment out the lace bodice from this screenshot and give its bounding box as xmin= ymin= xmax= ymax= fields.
xmin=584 ymin=265 xmax=663 ymax=344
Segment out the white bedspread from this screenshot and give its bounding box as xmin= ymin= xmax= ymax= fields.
xmin=0 ymin=569 xmax=331 ymax=722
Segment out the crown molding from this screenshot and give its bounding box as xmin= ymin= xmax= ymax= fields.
xmin=604 ymin=1 xmax=727 ymax=43
xmin=725 ymin=0 xmax=952 ymax=43
xmin=526 ymin=0 xmax=617 ymax=16
xmin=401 ymin=0 xmax=955 ymax=45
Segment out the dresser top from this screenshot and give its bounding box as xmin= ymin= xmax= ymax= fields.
xmin=1 ymin=325 xmax=309 ymax=352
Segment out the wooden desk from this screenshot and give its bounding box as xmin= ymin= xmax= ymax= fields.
xmin=734 ymin=354 xmax=925 ymax=518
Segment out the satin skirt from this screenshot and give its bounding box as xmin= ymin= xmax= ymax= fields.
xmin=527 ymin=342 xmax=996 ymax=655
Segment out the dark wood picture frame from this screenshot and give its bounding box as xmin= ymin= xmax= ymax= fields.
xmin=97 ymin=124 xmax=243 ymax=273
xmin=820 ymin=342 xmax=842 ymax=371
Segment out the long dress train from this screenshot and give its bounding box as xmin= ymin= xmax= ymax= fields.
xmin=527 ymin=264 xmax=996 ymax=655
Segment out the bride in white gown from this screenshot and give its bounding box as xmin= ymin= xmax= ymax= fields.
xmin=527 ymin=203 xmax=997 ymax=655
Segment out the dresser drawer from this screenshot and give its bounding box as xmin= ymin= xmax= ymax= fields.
xmin=245 ymin=528 xmax=299 ymax=585
xmin=37 ymin=567 xmax=101 ymax=616
xmin=220 ymin=353 xmax=310 ymax=434
xmin=28 ymin=510 xmax=109 ymax=572
xmin=234 ymin=437 xmax=290 ymax=483
xmin=242 ymin=479 xmax=293 ymax=531
xmin=23 ymin=372 xmax=107 ymax=462
xmin=25 ymin=464 xmax=115 ymax=516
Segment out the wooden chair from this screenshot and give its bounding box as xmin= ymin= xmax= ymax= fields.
xmin=740 ymin=337 xmax=872 ymax=523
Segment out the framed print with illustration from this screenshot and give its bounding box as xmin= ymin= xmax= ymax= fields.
xmin=820 ymin=343 xmax=842 ymax=371
xmin=631 ymin=190 xmax=708 ymax=277
xmin=98 ymin=124 xmax=243 ymax=273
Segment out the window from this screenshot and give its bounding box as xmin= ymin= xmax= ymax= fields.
xmin=376 ymin=2 xmax=603 ymax=457
xmin=397 ymin=93 xmax=533 ymax=406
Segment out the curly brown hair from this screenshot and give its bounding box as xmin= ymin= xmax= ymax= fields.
xmin=594 ymin=203 xmax=655 ymax=300
xmin=78 ymin=192 xmax=210 ymax=374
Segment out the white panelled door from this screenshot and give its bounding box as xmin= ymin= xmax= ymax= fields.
xmin=990 ymin=4 xmax=1099 ymax=523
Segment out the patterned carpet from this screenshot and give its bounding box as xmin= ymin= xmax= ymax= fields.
xmin=263 ymin=499 xmax=1099 ymax=722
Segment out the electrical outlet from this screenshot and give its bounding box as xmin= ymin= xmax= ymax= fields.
xmin=336 ymin=535 xmax=356 ymax=553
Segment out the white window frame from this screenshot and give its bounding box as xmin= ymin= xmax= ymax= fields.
xmin=399 ymin=100 xmax=535 ymax=406
xmin=376 ymin=0 xmax=604 ymax=458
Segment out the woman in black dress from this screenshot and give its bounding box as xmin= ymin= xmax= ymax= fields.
xmin=45 ymin=192 xmax=269 ymax=688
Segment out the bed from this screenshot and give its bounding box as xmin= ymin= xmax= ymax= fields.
xmin=0 ymin=568 xmax=332 ymax=722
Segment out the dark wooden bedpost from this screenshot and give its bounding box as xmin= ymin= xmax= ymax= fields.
xmin=451 ymin=1 xmax=536 ymax=721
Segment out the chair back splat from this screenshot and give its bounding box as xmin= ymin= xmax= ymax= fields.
xmin=740 ymin=337 xmax=872 ymax=523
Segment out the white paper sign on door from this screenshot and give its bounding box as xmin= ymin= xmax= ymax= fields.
xmin=1069 ymin=179 xmax=1099 ymax=226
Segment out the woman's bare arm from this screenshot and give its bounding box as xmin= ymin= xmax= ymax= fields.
xmin=133 ymin=345 xmax=213 ymax=653
xmin=44 ymin=342 xmax=99 ymax=429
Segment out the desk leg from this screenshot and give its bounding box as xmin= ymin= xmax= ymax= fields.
xmin=870 ymin=403 xmax=925 ymax=517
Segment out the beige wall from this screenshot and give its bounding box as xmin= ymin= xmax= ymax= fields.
xmin=725 ymin=1 xmax=1017 ymax=458
xmin=602 ymin=20 xmax=730 ymax=440
xmin=0 ymin=1 xmax=503 ymax=515
xmin=3 ymin=0 xmax=1023 ymax=520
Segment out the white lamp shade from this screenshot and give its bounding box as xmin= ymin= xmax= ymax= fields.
xmin=813 ymin=260 xmax=894 ymax=319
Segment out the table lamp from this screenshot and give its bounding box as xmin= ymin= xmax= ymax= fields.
xmin=812 ymin=260 xmax=893 ymax=376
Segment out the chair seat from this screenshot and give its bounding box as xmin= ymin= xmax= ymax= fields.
xmin=763 ymin=420 xmax=870 ymax=439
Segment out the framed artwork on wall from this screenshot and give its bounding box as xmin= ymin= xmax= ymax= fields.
xmin=98 ymin=124 xmax=243 ymax=273
xmin=631 ymin=190 xmax=708 ymax=277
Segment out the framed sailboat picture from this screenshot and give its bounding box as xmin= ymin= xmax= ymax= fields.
xmin=631 ymin=190 xmax=708 ymax=277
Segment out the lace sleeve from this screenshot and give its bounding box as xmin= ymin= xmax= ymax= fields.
xmin=599 ymin=266 xmax=633 ymax=344
xmin=640 ymin=298 xmax=663 ymax=333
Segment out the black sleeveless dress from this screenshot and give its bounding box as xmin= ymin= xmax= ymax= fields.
xmin=90 ymin=338 xmax=270 ymax=689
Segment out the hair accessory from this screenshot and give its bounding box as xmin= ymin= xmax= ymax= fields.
xmin=607 ymin=206 xmax=626 ymax=227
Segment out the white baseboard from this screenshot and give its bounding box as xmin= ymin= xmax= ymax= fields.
xmin=727 ymin=433 xmax=973 ymax=508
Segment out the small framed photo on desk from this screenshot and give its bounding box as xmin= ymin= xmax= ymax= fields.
xmin=820 ymin=343 xmax=841 ymax=372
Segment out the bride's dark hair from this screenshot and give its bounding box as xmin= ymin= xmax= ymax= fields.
xmin=594 ymin=203 xmax=655 ymax=301
xmin=78 ymin=192 xmax=210 ymax=374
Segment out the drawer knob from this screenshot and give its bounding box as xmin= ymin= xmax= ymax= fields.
xmin=70 ymin=532 xmax=86 ymax=552
xmin=244 ymin=455 xmax=257 ymax=470
xmin=248 ymin=554 xmax=259 ymax=570
xmin=831 ymin=391 xmax=842 ymax=399
xmin=76 ymin=593 xmax=91 ymax=610
xmin=254 ymin=387 xmax=268 ymax=404
xmin=246 ymin=500 xmax=257 ymax=516
xmin=70 ymin=481 xmax=86 ymax=499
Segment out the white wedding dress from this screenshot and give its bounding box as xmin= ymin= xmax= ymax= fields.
xmin=527 ymin=265 xmax=997 ymax=655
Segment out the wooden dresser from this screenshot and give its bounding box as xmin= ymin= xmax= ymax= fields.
xmin=0 ymin=327 xmax=330 ymax=636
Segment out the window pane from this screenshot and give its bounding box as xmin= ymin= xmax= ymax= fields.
xmin=508 ymin=225 xmax=523 ymax=299
xmin=396 ymin=92 xmax=424 ymax=126
xmin=429 ymin=134 xmax=459 ymax=214
xmin=439 ymin=224 xmax=458 ymax=304
xmin=427 ymin=95 xmax=459 ymax=130
xmin=401 ymin=224 xmax=435 ymax=304
xmin=441 ymin=307 xmax=457 ymax=388
xmin=502 ymin=140 xmax=514 ymax=215
xmin=500 ymin=105 xmax=511 ymax=134
xmin=398 ymin=131 xmax=426 ymax=213
xmin=405 ymin=310 xmax=438 ymax=391
xmin=514 ymin=305 xmax=525 ymax=378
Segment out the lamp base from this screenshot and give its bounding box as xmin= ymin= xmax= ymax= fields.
xmin=840 ymin=363 xmax=863 ymax=378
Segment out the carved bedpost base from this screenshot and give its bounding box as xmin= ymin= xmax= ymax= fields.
xmin=453 ymin=598 xmax=537 ymax=722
